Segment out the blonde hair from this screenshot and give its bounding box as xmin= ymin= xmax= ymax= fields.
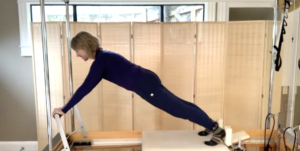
xmin=71 ymin=31 xmax=103 ymax=58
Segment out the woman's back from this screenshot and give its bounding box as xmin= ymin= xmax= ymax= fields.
xmin=97 ymin=50 xmax=144 ymax=91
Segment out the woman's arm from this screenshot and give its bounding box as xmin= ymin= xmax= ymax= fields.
xmin=61 ymin=58 xmax=105 ymax=114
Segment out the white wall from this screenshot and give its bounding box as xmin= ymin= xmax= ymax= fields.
xmin=0 ymin=142 xmax=38 ymax=151
xmin=280 ymin=6 xmax=300 ymax=126
xmin=282 ymin=12 xmax=296 ymax=87
xmin=296 ymin=17 xmax=300 ymax=87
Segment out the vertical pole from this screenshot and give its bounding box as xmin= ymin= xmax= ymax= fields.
xmin=63 ymin=0 xmax=75 ymax=131
xmin=267 ymin=0 xmax=278 ymax=129
xmin=63 ymin=0 xmax=86 ymax=137
xmin=39 ymin=0 xmax=53 ymax=150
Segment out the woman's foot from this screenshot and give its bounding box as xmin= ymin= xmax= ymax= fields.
xmin=198 ymin=128 xmax=211 ymax=136
xmin=204 ymin=122 xmax=226 ymax=146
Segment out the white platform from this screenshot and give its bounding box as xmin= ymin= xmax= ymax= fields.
xmin=142 ymin=130 xmax=230 ymax=151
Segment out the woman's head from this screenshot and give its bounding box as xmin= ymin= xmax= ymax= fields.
xmin=71 ymin=31 xmax=102 ymax=61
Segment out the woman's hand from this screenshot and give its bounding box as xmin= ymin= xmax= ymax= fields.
xmin=52 ymin=107 xmax=65 ymax=118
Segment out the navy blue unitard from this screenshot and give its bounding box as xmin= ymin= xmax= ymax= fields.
xmin=62 ymin=50 xmax=215 ymax=130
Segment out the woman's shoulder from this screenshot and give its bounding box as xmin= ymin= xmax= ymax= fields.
xmin=102 ymin=50 xmax=117 ymax=55
xmin=101 ymin=50 xmax=124 ymax=59
xmin=97 ymin=50 xmax=115 ymax=58
xmin=98 ymin=50 xmax=121 ymax=63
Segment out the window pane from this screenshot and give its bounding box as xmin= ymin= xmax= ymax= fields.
xmin=77 ymin=6 xmax=160 ymax=22
xmin=32 ymin=5 xmax=73 ymax=22
xmin=164 ymin=5 xmax=204 ymax=22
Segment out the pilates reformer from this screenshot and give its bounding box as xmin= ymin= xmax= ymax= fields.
xmin=38 ymin=0 xmax=298 ymax=151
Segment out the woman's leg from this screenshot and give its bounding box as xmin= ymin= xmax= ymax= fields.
xmin=158 ymin=84 xmax=216 ymax=136
xmin=134 ymin=69 xmax=225 ymax=146
xmin=163 ymin=86 xmax=206 ymax=111
xmin=136 ymin=83 xmax=215 ymax=131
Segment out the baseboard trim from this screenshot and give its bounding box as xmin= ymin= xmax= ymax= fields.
xmin=0 ymin=141 xmax=38 ymax=151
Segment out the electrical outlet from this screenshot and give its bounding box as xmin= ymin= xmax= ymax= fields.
xmin=283 ymin=86 xmax=288 ymax=94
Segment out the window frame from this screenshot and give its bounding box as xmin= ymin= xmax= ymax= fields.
xmin=30 ymin=4 xmax=205 ymax=22
xmin=30 ymin=4 xmax=76 ymax=22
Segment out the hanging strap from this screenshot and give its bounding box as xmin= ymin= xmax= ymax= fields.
xmin=273 ymin=20 xmax=286 ymax=71
xmin=273 ymin=0 xmax=290 ymax=71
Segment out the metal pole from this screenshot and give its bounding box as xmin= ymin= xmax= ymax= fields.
xmin=55 ymin=114 xmax=70 ymax=151
xmin=39 ymin=0 xmax=53 ymax=150
xmin=276 ymin=113 xmax=281 ymax=151
xmin=62 ymin=0 xmax=86 ymax=137
xmin=297 ymin=127 xmax=300 ymax=151
xmin=74 ymin=105 xmax=87 ymax=137
xmin=267 ymin=0 xmax=278 ymax=129
xmin=63 ymin=0 xmax=75 ymax=131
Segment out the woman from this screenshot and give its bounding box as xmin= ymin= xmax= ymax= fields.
xmin=52 ymin=31 xmax=225 ymax=146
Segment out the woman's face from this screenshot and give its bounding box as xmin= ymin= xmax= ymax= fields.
xmin=76 ymin=49 xmax=88 ymax=61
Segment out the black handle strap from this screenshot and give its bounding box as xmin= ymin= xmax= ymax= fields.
xmin=273 ymin=0 xmax=290 ymax=72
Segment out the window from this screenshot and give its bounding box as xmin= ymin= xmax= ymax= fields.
xmin=164 ymin=5 xmax=204 ymax=22
xmin=31 ymin=5 xmax=74 ymax=22
xmin=77 ymin=6 xmax=161 ymax=22
xmin=31 ymin=5 xmax=204 ymax=22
